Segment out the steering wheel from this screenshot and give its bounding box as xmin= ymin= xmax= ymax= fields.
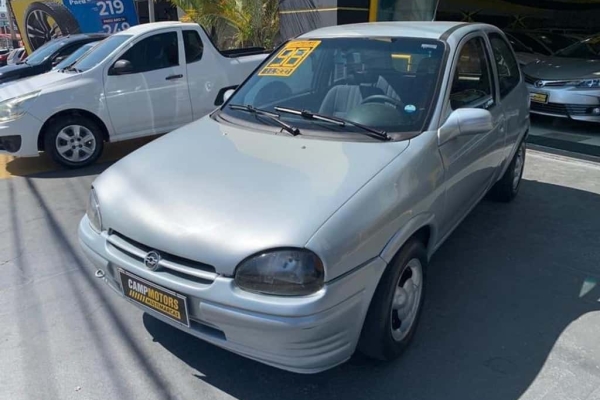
xmin=360 ymin=95 xmax=404 ymax=110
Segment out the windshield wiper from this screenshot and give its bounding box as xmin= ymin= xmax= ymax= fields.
xmin=274 ymin=106 xmax=390 ymax=141
xmin=228 ymin=104 xmax=300 ymax=136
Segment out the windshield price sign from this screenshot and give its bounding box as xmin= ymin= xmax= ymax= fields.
xmin=12 ymin=0 xmax=139 ymax=53
xmin=259 ymin=40 xmax=321 ymax=77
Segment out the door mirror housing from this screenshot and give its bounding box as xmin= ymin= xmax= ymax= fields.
xmin=110 ymin=59 xmax=134 ymax=75
xmin=438 ymin=108 xmax=493 ymax=146
xmin=223 ymin=88 xmax=235 ymax=103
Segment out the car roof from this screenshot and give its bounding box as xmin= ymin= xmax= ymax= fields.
xmin=115 ymin=21 xmax=198 ymax=36
xmin=58 ymin=33 xmax=109 ymax=43
xmin=298 ymin=21 xmax=478 ymax=40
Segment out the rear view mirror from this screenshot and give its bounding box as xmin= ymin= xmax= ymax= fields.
xmin=438 ymin=108 xmax=493 ymax=146
xmin=110 ymin=59 xmax=133 ymax=75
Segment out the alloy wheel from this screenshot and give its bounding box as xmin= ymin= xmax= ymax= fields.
xmin=390 ymin=258 xmax=423 ymax=342
xmin=55 ymin=125 xmax=97 ymax=163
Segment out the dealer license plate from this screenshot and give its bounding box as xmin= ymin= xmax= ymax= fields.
xmin=530 ymin=92 xmax=548 ymax=104
xmin=119 ymin=269 xmax=190 ymax=327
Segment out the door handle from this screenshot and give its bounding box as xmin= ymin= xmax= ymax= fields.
xmin=165 ymin=74 xmax=183 ymax=80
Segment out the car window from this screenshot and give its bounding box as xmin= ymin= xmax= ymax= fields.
xmin=555 ymin=35 xmax=600 ymax=60
xmin=530 ymin=33 xmax=576 ymax=53
xmin=489 ymin=33 xmax=520 ymax=98
xmin=120 ymin=32 xmax=179 ymax=73
xmin=52 ymin=44 xmax=80 ymax=63
xmin=54 ymin=42 xmax=97 ymax=70
xmin=508 ymin=32 xmax=550 ymax=55
xmin=450 ymin=37 xmax=494 ymax=110
xmin=183 ymin=30 xmax=203 ymax=63
xmin=505 ymin=34 xmax=531 ymax=53
xmin=25 ymin=40 xmax=68 ymax=65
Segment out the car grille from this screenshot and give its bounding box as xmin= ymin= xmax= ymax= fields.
xmin=530 ymin=102 xmax=596 ymax=116
xmin=524 ymin=75 xmax=568 ymax=87
xmin=107 ymin=231 xmax=219 ymax=284
xmin=530 ymin=102 xmax=568 ymax=115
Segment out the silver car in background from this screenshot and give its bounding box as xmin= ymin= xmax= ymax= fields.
xmin=523 ymin=35 xmax=600 ymax=122
xmin=79 ymin=22 xmax=530 ymax=373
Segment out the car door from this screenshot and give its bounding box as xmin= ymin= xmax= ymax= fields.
xmin=104 ymin=29 xmax=193 ymax=138
xmin=487 ymin=32 xmax=526 ymax=163
xmin=438 ymin=34 xmax=506 ymax=233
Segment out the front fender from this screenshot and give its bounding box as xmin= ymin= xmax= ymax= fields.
xmin=379 ymin=213 xmax=438 ymax=263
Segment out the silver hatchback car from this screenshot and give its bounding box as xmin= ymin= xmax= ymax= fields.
xmin=79 ymin=22 xmax=530 ymax=373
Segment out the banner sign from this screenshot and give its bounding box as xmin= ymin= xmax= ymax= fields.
xmin=12 ymin=0 xmax=139 ymax=53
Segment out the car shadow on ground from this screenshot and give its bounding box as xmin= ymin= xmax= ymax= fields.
xmin=143 ymin=178 xmax=600 ymax=400
xmin=4 ymin=135 xmax=160 ymax=179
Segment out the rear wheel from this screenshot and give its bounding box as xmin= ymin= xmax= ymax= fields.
xmin=489 ymin=140 xmax=526 ymax=202
xmin=358 ymin=239 xmax=427 ymax=360
xmin=43 ymin=115 xmax=104 ymax=168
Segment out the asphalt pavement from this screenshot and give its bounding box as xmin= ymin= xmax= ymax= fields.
xmin=1 ymin=149 xmax=599 ymax=400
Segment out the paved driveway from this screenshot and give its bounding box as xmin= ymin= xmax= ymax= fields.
xmin=1 ymin=150 xmax=599 ymax=400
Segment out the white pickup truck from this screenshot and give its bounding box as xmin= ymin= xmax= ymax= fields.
xmin=0 ymin=22 xmax=269 ymax=167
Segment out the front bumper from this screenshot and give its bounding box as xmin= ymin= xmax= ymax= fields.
xmin=78 ymin=216 xmax=385 ymax=373
xmin=526 ymin=83 xmax=600 ymax=122
xmin=0 ymin=112 xmax=42 ymax=157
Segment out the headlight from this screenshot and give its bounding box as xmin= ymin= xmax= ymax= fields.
xmin=235 ymin=249 xmax=324 ymax=296
xmin=86 ymin=188 xmax=103 ymax=233
xmin=569 ymin=79 xmax=600 ymax=89
xmin=0 ymin=91 xmax=40 ymax=122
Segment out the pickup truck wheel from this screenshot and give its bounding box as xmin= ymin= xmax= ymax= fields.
xmin=358 ymin=238 xmax=427 ymax=361
xmin=489 ymin=140 xmax=526 ymax=203
xmin=44 ymin=116 xmax=104 ymax=168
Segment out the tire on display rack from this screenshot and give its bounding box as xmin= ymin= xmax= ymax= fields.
xmin=43 ymin=114 xmax=105 ymax=169
xmin=24 ymin=2 xmax=81 ymax=51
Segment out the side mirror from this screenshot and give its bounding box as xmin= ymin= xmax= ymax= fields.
xmin=110 ymin=59 xmax=133 ymax=75
xmin=223 ymin=88 xmax=235 ymax=103
xmin=438 ymin=108 xmax=493 ymax=146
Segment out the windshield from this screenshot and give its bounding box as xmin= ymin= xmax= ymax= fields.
xmin=530 ymin=33 xmax=577 ymax=53
xmin=24 ymin=40 xmax=67 ymax=65
xmin=223 ymin=37 xmax=445 ymax=137
xmin=53 ymin=42 xmax=98 ymax=70
xmin=555 ymin=35 xmax=600 ymax=59
xmin=73 ymin=35 xmax=131 ymax=71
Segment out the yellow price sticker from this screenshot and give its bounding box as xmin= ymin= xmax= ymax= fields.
xmin=258 ymin=40 xmax=321 ymax=77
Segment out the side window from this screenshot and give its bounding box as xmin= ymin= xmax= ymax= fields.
xmin=183 ymin=30 xmax=203 ymax=63
xmin=489 ymin=33 xmax=520 ymax=98
xmin=120 ymin=32 xmax=179 ymax=73
xmin=450 ymin=37 xmax=494 ymax=110
xmin=53 ymin=44 xmax=78 ymax=63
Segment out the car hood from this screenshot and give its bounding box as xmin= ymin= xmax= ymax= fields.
xmin=0 ymin=70 xmax=76 ymax=101
xmin=523 ymin=57 xmax=600 ymax=80
xmin=93 ymin=116 xmax=409 ymax=275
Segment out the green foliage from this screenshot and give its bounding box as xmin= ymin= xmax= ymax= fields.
xmin=173 ymin=0 xmax=279 ymax=49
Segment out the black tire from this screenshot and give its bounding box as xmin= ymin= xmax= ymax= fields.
xmin=358 ymin=238 xmax=427 ymax=361
xmin=25 ymin=2 xmax=81 ymax=51
xmin=488 ymin=139 xmax=526 ymax=203
xmin=43 ymin=115 xmax=104 ymax=169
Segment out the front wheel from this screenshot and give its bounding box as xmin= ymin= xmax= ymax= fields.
xmin=358 ymin=239 xmax=427 ymax=360
xmin=43 ymin=115 xmax=104 ymax=168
